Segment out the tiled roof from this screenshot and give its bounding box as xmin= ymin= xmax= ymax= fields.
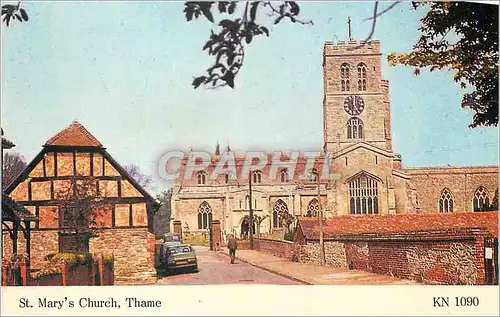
xmin=2 ymin=192 xmax=38 ymax=221
xmin=45 ymin=121 xmax=102 ymax=147
xmin=297 ymin=211 xmax=498 ymax=239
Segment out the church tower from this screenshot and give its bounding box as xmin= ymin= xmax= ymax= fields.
xmin=322 ymin=40 xmax=392 ymax=154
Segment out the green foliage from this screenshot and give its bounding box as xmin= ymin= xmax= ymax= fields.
xmin=50 ymin=252 xmax=92 ymax=268
xmin=2 ymin=2 xmax=29 ymax=27
xmin=491 ymin=189 xmax=499 ymax=210
xmin=184 ymin=1 xmax=311 ymax=89
xmin=388 ymin=2 xmax=498 ymax=128
xmin=284 ymin=231 xmax=294 ymax=242
xmin=183 ymin=234 xmax=209 ymax=247
xmin=100 ymin=254 xmax=114 ymax=266
xmin=154 ymin=189 xmax=173 ymax=238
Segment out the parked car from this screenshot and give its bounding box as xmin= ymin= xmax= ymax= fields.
xmin=162 ymin=232 xmax=182 ymax=247
xmin=160 ymin=244 xmax=198 ymax=274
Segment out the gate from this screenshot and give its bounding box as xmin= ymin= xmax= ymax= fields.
xmin=208 ymin=222 xmax=214 ymax=251
xmin=484 ymin=238 xmax=498 ymax=285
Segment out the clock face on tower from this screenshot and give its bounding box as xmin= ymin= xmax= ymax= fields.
xmin=344 ymin=95 xmax=365 ymax=115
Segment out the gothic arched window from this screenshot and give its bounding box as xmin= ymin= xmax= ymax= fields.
xmin=347 ymin=117 xmax=364 ymax=139
xmin=340 ymin=63 xmax=350 ymax=91
xmin=306 ymin=198 xmax=320 ymax=217
xmin=197 ymin=171 xmax=206 ymax=185
xmin=473 ymin=186 xmax=490 ymax=212
xmin=349 ymin=174 xmax=379 ymax=214
xmin=273 ymin=199 xmax=288 ymax=227
xmin=280 ymin=169 xmax=289 ymax=183
xmin=439 ymin=188 xmax=454 ymax=213
xmin=357 ymin=63 xmax=367 ymax=91
xmin=198 ymin=201 xmax=213 ymax=229
xmin=252 ymin=170 xmax=262 ymax=184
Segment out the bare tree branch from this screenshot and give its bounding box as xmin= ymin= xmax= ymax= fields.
xmin=350 ymin=1 xmax=379 ymax=50
xmin=362 ymin=1 xmax=402 ymax=22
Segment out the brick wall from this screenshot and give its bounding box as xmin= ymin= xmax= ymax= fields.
xmin=254 ymin=238 xmax=296 ymax=260
xmin=297 ymin=231 xmax=492 ymax=285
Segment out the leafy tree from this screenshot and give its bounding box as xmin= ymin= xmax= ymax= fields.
xmin=155 ymin=189 xmax=173 ymax=238
xmin=124 ymin=164 xmax=154 ymax=190
xmin=488 ymin=189 xmax=498 ymax=211
xmin=184 ymin=1 xmax=312 ymax=89
xmin=1 ymin=1 xmax=29 ymax=27
xmin=55 ymin=175 xmax=107 ymax=253
xmin=2 ymin=152 xmax=27 ymax=188
xmin=388 ymin=2 xmax=498 ymax=128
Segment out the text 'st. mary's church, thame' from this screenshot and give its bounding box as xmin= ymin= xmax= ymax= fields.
xmin=171 ymin=40 xmax=498 ymax=238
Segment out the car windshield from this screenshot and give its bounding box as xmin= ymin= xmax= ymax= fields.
xmin=169 ymin=246 xmax=192 ymax=254
xmin=164 ymin=235 xmax=180 ymax=242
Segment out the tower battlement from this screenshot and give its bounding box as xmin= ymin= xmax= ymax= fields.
xmin=324 ymin=40 xmax=381 ymax=56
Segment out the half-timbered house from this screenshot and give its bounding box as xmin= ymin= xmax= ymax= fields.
xmin=3 ymin=121 xmax=159 ymax=284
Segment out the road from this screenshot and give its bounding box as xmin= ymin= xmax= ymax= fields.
xmin=156 ymin=246 xmax=301 ymax=285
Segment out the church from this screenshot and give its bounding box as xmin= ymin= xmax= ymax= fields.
xmin=171 ymin=40 xmax=498 ymax=238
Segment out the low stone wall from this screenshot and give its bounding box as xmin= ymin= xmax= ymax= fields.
xmin=90 ymin=228 xmax=156 ymax=285
xmin=296 ymin=230 xmax=492 ymax=285
xmin=2 ymin=231 xmax=59 ymax=267
xmin=297 ymin=241 xmax=347 ymax=267
xmin=232 ymin=238 xmax=297 ymax=261
xmin=254 ymin=238 xmax=296 ymax=260
xmin=3 ymin=227 xmax=155 ymax=284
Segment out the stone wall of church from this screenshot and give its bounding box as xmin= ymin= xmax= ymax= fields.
xmin=405 ymin=166 xmax=498 ymax=212
xmin=174 ymin=197 xmax=225 ymax=235
xmin=331 ymin=148 xmax=394 ymax=215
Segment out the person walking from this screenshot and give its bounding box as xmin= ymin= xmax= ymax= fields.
xmin=227 ymin=234 xmax=238 ymax=264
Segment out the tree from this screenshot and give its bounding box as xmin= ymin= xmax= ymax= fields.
xmin=184 ymin=1 xmax=312 ymax=89
xmin=253 ymin=214 xmax=269 ymax=236
xmin=55 ymin=175 xmax=107 ymax=253
xmin=277 ymin=210 xmax=295 ymax=237
xmin=491 ymin=189 xmax=498 ymax=210
xmin=2 ymin=152 xmax=27 ymax=188
xmin=242 ymin=214 xmax=269 ymax=236
xmin=388 ymin=2 xmax=498 ymax=128
xmin=155 ymin=189 xmax=173 ymax=238
xmin=124 ymin=164 xmax=153 ymax=190
xmin=1 ymin=1 xmax=29 ymax=27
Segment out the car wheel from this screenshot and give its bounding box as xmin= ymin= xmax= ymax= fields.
xmin=193 ymin=265 xmax=199 ymax=273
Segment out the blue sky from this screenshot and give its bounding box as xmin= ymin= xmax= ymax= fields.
xmin=1 ymin=1 xmax=498 ymax=195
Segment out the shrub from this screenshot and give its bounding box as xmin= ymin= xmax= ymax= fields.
xmin=284 ymin=232 xmax=294 ymax=242
xmin=50 ymin=252 xmax=92 ymax=268
xmin=101 ymin=254 xmax=114 ymax=266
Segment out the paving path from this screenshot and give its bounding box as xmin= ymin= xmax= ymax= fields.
xmin=156 ymin=246 xmax=302 ymax=285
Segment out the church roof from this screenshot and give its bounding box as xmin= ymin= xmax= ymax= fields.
xmin=44 ymin=121 xmax=102 ymax=147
